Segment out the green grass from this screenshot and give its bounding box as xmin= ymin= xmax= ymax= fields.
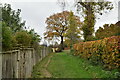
xmin=32 ymin=50 xmax=118 ymax=78
xmin=32 ymin=53 xmax=53 ymax=78
xmin=47 ymin=50 xmax=117 ymax=78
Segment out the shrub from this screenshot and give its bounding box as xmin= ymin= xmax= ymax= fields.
xmin=28 ymin=29 xmax=41 ymax=49
xmin=2 ymin=22 xmax=17 ymax=51
xmin=2 ymin=27 xmax=13 ymax=50
xmin=73 ymin=36 xmax=120 ymax=70
xmin=15 ymin=31 xmax=32 ymax=47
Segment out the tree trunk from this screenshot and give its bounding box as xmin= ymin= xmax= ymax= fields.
xmin=83 ymin=4 xmax=95 ymax=41
xmin=60 ymin=36 xmax=64 ymax=50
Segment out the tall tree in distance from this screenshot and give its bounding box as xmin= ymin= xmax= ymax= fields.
xmin=65 ymin=11 xmax=81 ymax=48
xmin=44 ymin=11 xmax=81 ymax=50
xmin=75 ymin=0 xmax=113 ymax=41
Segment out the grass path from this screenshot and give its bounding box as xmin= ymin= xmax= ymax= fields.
xmin=41 ymin=55 xmax=52 ymax=78
xmin=32 ymin=50 xmax=117 ymax=78
xmin=32 ymin=53 xmax=53 ymax=78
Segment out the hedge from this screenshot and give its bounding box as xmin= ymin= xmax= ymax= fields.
xmin=73 ymin=36 xmax=120 ymax=70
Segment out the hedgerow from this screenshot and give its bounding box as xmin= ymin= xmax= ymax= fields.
xmin=73 ymin=36 xmax=120 ymax=70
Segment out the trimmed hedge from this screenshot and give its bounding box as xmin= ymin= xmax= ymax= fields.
xmin=73 ymin=36 xmax=120 ymax=70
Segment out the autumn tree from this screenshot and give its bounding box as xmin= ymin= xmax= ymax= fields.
xmin=75 ymin=0 xmax=113 ymax=41
xmin=65 ymin=11 xmax=81 ymax=48
xmin=44 ymin=11 xmax=81 ymax=50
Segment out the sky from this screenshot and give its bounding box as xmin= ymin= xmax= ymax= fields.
xmin=0 ymin=0 xmax=119 ymax=44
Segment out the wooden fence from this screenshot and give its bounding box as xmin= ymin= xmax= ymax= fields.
xmin=0 ymin=46 xmax=52 ymax=79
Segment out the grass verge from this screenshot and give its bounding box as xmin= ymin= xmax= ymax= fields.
xmin=47 ymin=50 xmax=118 ymax=78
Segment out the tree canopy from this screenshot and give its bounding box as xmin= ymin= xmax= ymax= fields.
xmin=44 ymin=11 xmax=81 ymax=50
xmin=95 ymin=23 xmax=120 ymax=40
xmin=75 ymin=0 xmax=113 ymax=41
xmin=2 ymin=4 xmax=41 ymax=51
xmin=2 ymin=4 xmax=25 ymax=32
xmin=65 ymin=11 xmax=81 ymax=48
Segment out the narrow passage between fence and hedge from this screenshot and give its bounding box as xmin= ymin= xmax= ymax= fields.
xmin=32 ymin=50 xmax=119 ymax=78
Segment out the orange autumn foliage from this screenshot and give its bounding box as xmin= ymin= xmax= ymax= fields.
xmin=73 ymin=36 xmax=120 ymax=70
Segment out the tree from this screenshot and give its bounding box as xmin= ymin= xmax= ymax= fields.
xmin=65 ymin=11 xmax=81 ymax=48
xmin=29 ymin=29 xmax=41 ymax=44
xmin=2 ymin=4 xmax=25 ymax=32
xmin=95 ymin=23 xmax=120 ymax=39
xmin=1 ymin=4 xmax=41 ymax=50
xmin=75 ymin=0 xmax=113 ymax=41
xmin=2 ymin=4 xmax=26 ymax=50
xmin=44 ymin=11 xmax=81 ymax=50
xmin=28 ymin=29 xmax=41 ymax=49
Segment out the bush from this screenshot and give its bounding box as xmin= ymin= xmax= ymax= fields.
xmin=2 ymin=27 xmax=13 ymax=50
xmin=15 ymin=31 xmax=32 ymax=46
xmin=73 ymin=36 xmax=120 ymax=70
xmin=28 ymin=29 xmax=41 ymax=49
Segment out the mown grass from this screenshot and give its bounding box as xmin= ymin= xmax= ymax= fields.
xmin=32 ymin=50 xmax=118 ymax=78
xmin=47 ymin=50 xmax=118 ymax=78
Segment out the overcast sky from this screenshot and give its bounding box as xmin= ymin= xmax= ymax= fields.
xmin=0 ymin=0 xmax=119 ymax=44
